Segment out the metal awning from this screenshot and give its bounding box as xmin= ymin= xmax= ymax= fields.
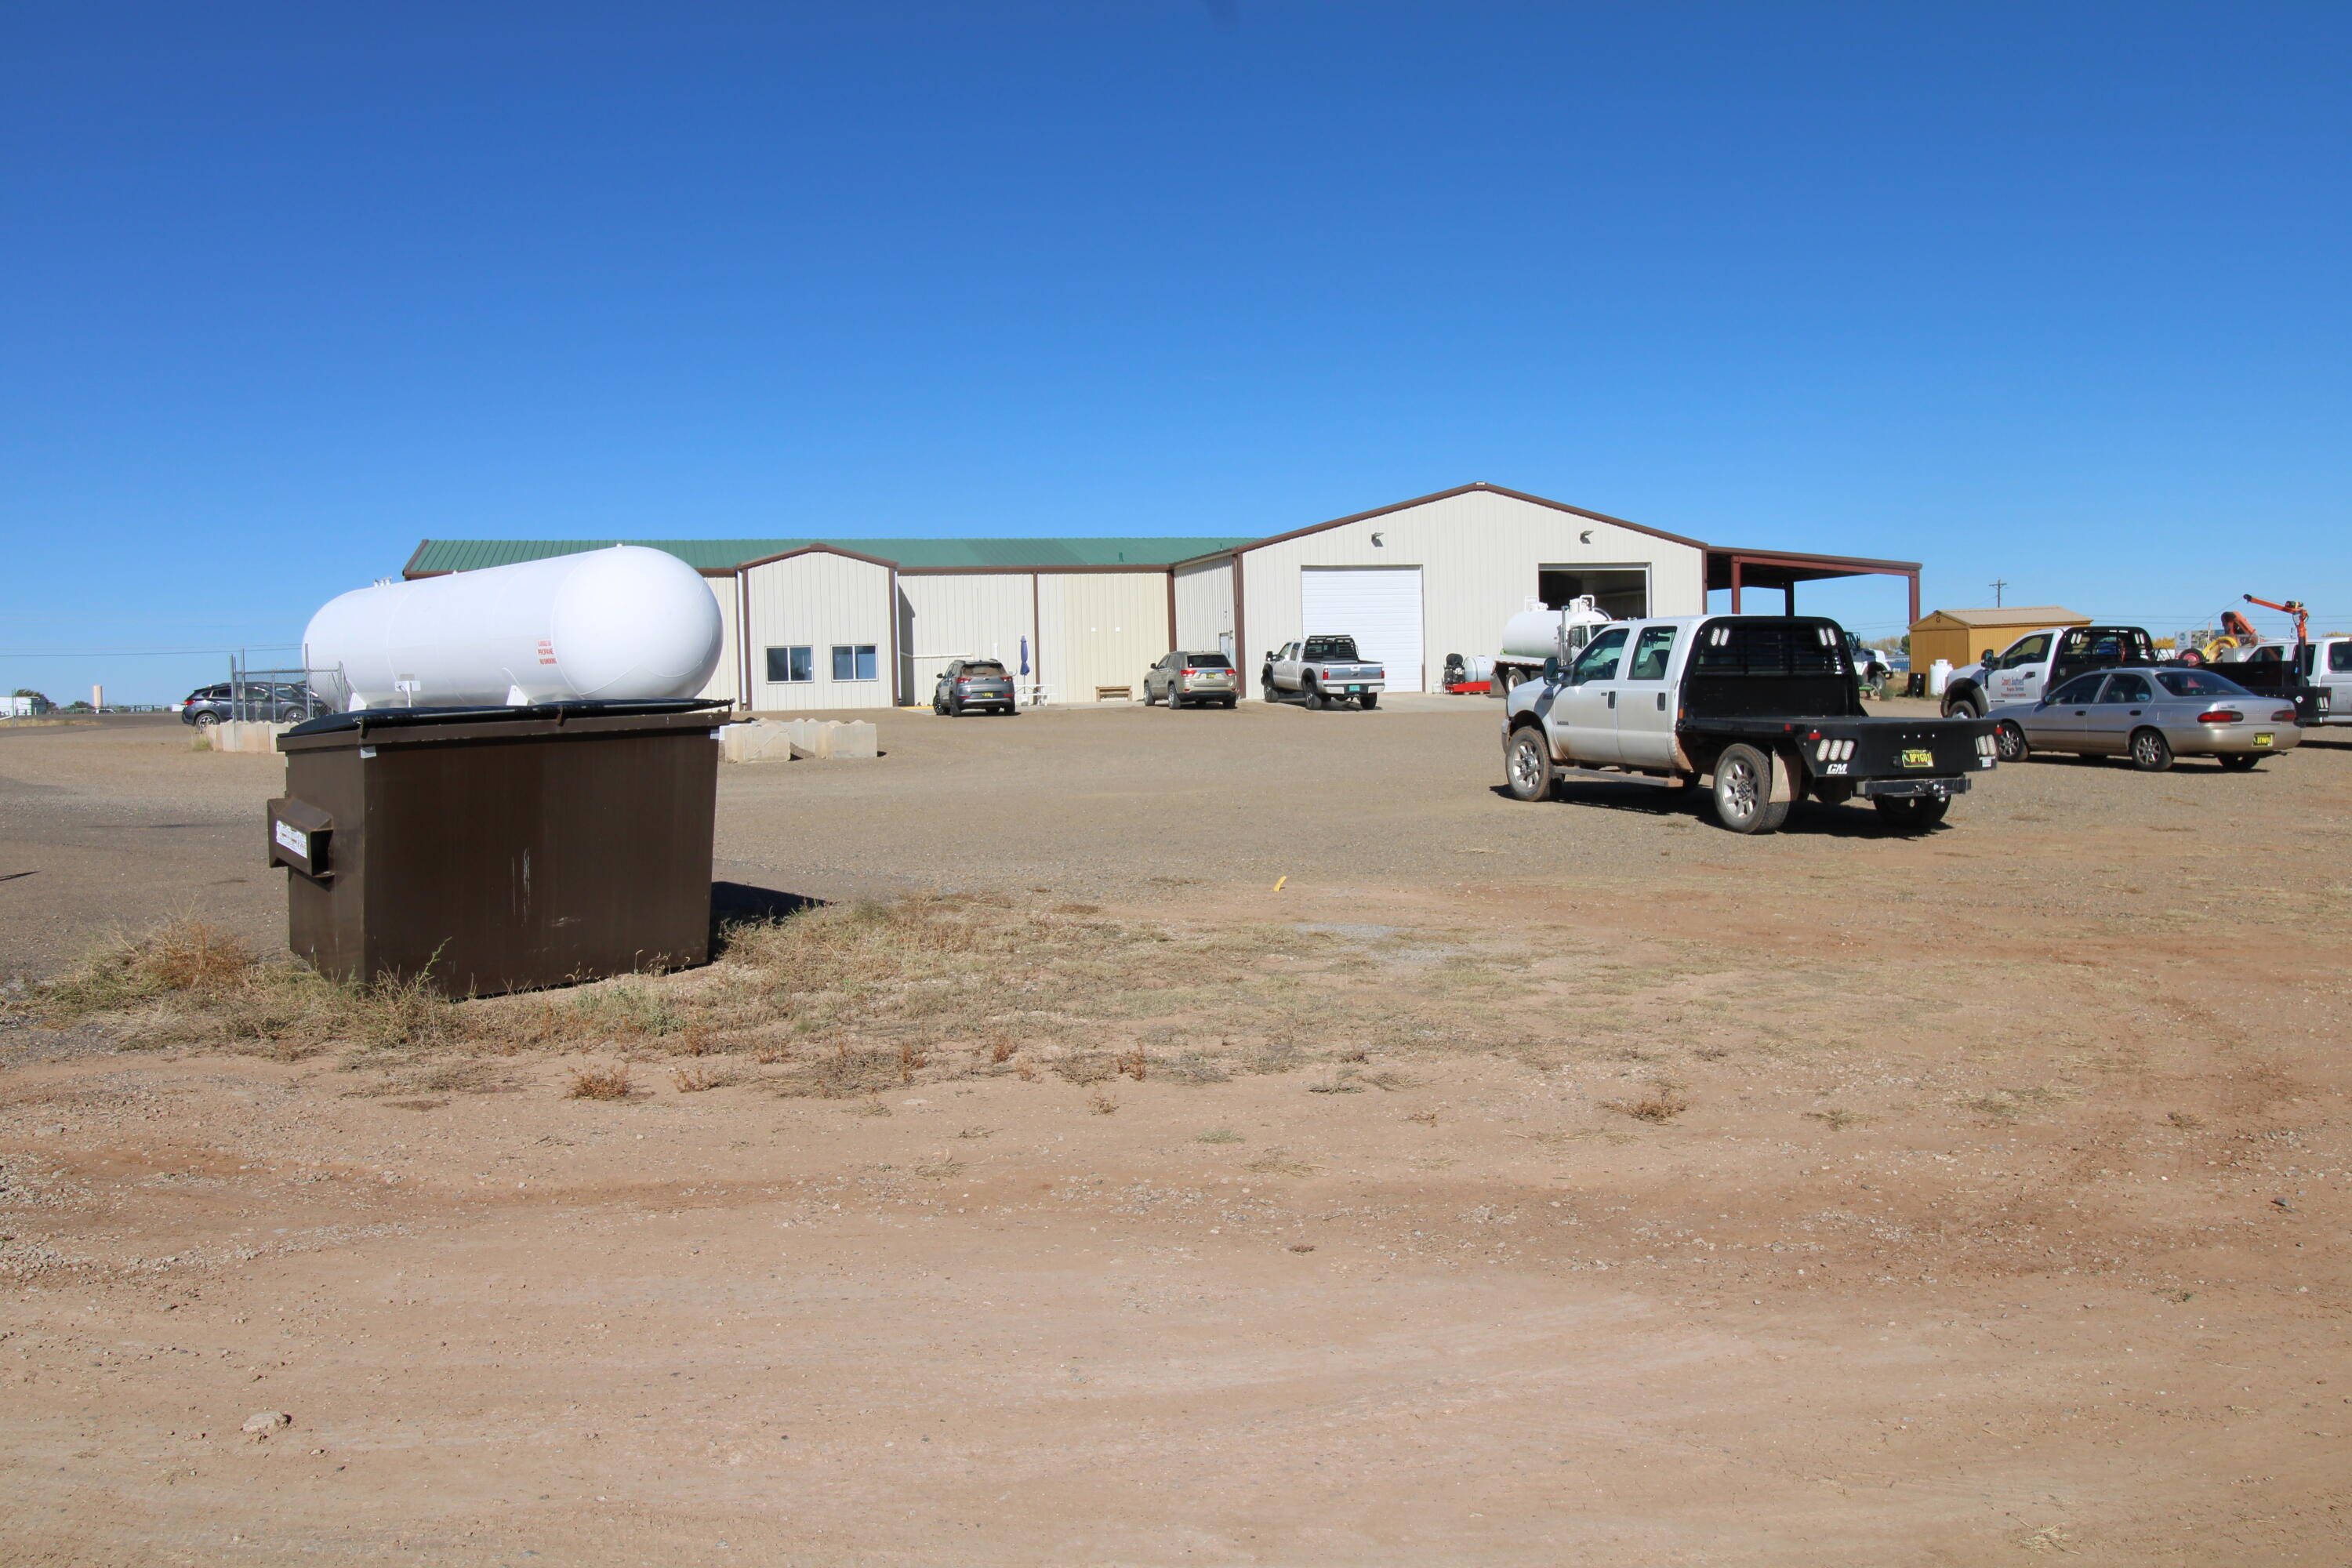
xmin=1705 ymin=547 xmax=1922 ymax=622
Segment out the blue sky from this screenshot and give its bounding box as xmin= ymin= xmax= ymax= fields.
xmin=5 ymin=2 xmax=2347 ymax=702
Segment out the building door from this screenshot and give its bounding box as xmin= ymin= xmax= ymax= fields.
xmin=1301 ymin=567 xmax=1424 ymax=692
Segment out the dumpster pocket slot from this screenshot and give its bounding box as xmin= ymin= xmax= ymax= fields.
xmin=267 ymin=797 xmax=336 ymax=880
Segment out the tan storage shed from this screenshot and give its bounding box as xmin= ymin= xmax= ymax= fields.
xmin=1909 ymin=606 xmax=2089 ymax=675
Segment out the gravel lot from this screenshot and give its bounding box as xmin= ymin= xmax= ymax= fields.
xmin=3 ymin=701 xmax=2348 ymax=1564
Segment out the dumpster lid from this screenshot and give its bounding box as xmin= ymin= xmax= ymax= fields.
xmin=284 ymin=698 xmax=728 ymax=740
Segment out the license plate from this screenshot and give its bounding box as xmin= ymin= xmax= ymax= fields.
xmin=1346 ymin=685 xmax=1362 ymax=693
xmin=1900 ymin=747 xmax=1934 ymax=768
xmin=2255 ymin=732 xmax=2273 ymax=747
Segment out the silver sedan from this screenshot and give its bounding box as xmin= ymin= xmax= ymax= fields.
xmin=1990 ymin=666 xmax=2302 ymax=771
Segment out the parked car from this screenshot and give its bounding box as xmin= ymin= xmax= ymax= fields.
xmin=1989 ymin=666 xmax=2302 ymax=771
xmin=1143 ymin=651 xmax=1237 ymax=709
xmin=179 ymin=681 xmax=327 ymax=726
xmin=1501 ymin=615 xmax=1998 ymax=833
xmin=1262 ymin=636 xmax=1385 ymax=709
xmin=932 ymin=659 xmax=1017 ymax=717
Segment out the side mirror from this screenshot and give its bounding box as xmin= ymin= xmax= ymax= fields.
xmin=1981 ymin=649 xmax=1997 ymax=666
xmin=1542 ymin=655 xmax=1561 ymax=683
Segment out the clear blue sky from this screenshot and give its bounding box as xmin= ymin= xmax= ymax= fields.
xmin=5 ymin=2 xmax=2347 ymax=702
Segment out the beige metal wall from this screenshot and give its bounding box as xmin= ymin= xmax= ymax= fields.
xmin=742 ymin=551 xmax=895 ymax=713
xmin=1039 ymin=572 xmax=1170 ymax=701
xmin=898 ymin=573 xmax=1037 ymax=698
xmin=1237 ymin=488 xmax=1705 ymax=697
xmin=693 ymin=574 xmax=740 ymax=706
xmin=1174 ymin=558 xmax=1236 ymax=657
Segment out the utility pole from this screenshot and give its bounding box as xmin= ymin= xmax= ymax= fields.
xmin=1989 ymin=579 xmax=2008 ymax=608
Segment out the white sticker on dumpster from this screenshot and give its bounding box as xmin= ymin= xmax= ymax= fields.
xmin=274 ymin=820 xmax=309 ymax=860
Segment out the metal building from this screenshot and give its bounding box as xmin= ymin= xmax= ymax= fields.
xmin=402 ymin=482 xmax=1919 ymax=712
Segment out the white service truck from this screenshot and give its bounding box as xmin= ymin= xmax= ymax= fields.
xmin=1491 ymin=596 xmax=1611 ymax=698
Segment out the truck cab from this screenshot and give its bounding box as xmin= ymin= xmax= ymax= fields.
xmin=1942 ymin=626 xmax=2156 ymax=717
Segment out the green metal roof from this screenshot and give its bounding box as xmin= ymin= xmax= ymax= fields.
xmin=405 ymin=535 xmax=1255 ymax=576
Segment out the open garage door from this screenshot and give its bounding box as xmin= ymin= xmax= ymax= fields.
xmin=1301 ymin=567 xmax=1424 ymax=691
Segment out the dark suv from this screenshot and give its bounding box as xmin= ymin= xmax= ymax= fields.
xmin=178 ymin=682 xmax=328 ymax=727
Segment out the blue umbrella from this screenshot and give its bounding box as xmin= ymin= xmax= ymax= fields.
xmin=1020 ymin=636 xmax=1030 ymax=676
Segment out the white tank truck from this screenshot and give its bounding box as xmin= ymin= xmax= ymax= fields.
xmin=302 ymin=545 xmax=725 ymax=710
xmin=1488 ymin=596 xmax=1612 ymax=697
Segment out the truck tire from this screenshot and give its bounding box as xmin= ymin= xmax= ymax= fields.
xmin=1994 ymin=720 xmax=2030 ymax=762
xmin=1261 ymin=675 xmax=1278 ymax=703
xmin=1711 ymin=743 xmax=1791 ymax=834
xmin=1359 ymin=692 xmax=1377 ymax=710
xmin=1303 ymin=679 xmax=1324 ymax=710
xmin=1875 ymin=796 xmax=1949 ymax=832
xmin=2129 ymin=727 xmax=2174 ymax=772
xmin=1943 ymin=688 xmax=1986 ymax=720
xmin=1504 ymin=727 xmax=1555 ymax=802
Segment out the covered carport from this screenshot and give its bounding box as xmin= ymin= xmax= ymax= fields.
xmin=1707 ymin=547 xmax=1922 ymax=623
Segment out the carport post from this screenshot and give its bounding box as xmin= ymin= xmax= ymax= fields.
xmin=1730 ymin=558 xmax=1742 ymax=613
xmin=1784 ymin=583 xmax=1796 ymax=615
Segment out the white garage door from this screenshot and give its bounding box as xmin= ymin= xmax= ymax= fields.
xmin=1301 ymin=567 xmax=1424 ymax=691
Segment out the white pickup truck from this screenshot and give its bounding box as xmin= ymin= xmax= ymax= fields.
xmin=2219 ymin=637 xmax=2352 ymax=725
xmin=1939 ymin=626 xmax=2159 ymax=717
xmin=1261 ymin=636 xmax=1385 ymax=710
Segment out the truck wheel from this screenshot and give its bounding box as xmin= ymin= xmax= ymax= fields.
xmin=1302 ymin=681 xmax=1324 ymax=710
xmin=2217 ymin=753 xmax=2259 ymax=771
xmin=1875 ymin=796 xmax=1949 ymax=832
xmin=1261 ymin=676 xmax=1278 ymax=703
xmin=1994 ymin=720 xmax=2030 ymax=762
xmin=2129 ymin=727 xmax=2174 ymax=772
xmin=1359 ymin=692 xmax=1377 ymax=710
xmin=1504 ymin=728 xmax=1555 ymax=802
xmin=1711 ymin=743 xmax=1790 ymax=834
xmin=1943 ymin=690 xmax=1986 ymax=720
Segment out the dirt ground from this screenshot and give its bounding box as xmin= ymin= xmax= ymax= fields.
xmin=2 ymin=702 xmax=2348 ymax=1565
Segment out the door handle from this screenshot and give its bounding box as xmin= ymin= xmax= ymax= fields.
xmin=1656 ymin=692 xmax=1668 ymax=711
xmin=2129 ymin=710 xmax=2141 ymax=716
xmin=1606 ymin=691 xmax=1616 ymax=709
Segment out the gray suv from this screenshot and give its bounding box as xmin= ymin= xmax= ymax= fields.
xmin=933 ymin=659 xmax=1018 ymax=717
xmin=1143 ymin=652 xmax=1237 ymax=709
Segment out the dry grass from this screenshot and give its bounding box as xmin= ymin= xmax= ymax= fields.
xmin=1611 ymin=1094 xmax=1690 ymax=1123
xmin=670 ymin=1064 xmax=737 ymax=1094
xmin=1086 ymin=1089 xmax=1120 ymax=1115
xmin=1196 ymin=1127 xmax=1244 ymax=1144
xmin=567 ymin=1065 xmax=633 ymax=1102
xmin=1243 ymin=1147 xmax=1321 ymax=1177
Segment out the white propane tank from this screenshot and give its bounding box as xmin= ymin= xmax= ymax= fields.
xmin=303 ymin=546 xmax=724 ymax=710
xmin=1929 ymin=658 xmax=1953 ymax=696
xmin=1498 ymin=595 xmax=1610 ymax=662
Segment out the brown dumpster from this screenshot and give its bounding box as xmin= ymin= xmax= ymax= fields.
xmin=267 ymin=701 xmax=726 ymax=996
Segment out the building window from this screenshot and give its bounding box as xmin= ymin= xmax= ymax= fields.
xmin=832 ymin=644 xmax=878 ymax=681
xmin=765 ymin=646 xmax=813 ymax=684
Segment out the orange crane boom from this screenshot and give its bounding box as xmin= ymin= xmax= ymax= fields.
xmin=2243 ymin=594 xmax=2310 ymax=646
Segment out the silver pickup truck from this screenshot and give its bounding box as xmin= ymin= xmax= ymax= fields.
xmin=1262 ymin=636 xmax=1385 ymax=710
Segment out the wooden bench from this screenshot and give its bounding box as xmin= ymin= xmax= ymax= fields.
xmin=1094 ymin=685 xmax=1133 ymax=702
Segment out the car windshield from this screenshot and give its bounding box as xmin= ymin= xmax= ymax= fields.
xmin=1185 ymin=653 xmax=1232 ymax=669
xmin=960 ymin=662 xmax=1007 ymax=678
xmin=2156 ymin=669 xmax=2249 ymax=698
xmin=1302 ymin=637 xmax=1359 ymax=662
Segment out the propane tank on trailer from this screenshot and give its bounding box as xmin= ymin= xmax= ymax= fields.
xmin=303 ymin=545 xmax=724 ymax=711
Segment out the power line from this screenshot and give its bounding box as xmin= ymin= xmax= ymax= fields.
xmin=0 ymin=644 xmax=300 ymax=658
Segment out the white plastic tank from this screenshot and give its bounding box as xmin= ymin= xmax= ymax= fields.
xmin=303 ymin=546 xmax=724 ymax=710
xmin=1498 ymin=595 xmax=1611 ymax=662
xmin=1929 ymin=658 xmax=1954 ymax=696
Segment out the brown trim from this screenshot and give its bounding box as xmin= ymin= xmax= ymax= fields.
xmin=697 ymin=566 xmax=737 ymax=579
xmin=1706 ymin=546 xmax=1922 ymax=575
xmin=401 ymin=539 xmax=434 ymax=577
xmin=737 ymin=541 xmax=901 ymax=572
xmin=1176 ymin=481 xmax=1712 ymax=568
xmin=1232 ymin=556 xmax=1248 ymax=696
xmin=895 ymin=561 xmax=1174 ymax=577
xmin=737 ymin=571 xmax=753 ymax=704
xmin=403 ymin=569 xmax=451 ymax=580
xmin=1165 ymin=570 xmax=1177 ymax=652
xmin=887 ymin=569 xmax=902 ymax=706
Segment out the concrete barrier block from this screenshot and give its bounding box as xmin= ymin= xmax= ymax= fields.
xmin=828 ymin=720 xmax=878 ymax=758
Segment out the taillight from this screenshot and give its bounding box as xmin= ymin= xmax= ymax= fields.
xmin=1182 ymin=668 xmax=1199 ymax=676
xmin=2196 ymin=709 xmax=2242 ymax=724
xmin=2272 ymin=708 xmax=2296 ymax=723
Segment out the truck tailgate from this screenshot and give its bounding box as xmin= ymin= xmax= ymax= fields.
xmin=1703 ymin=715 xmax=1992 ymax=776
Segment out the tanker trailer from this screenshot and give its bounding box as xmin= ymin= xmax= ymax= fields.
xmin=1490 ymin=596 xmax=1610 ymax=698
xmin=303 ymin=545 xmax=724 ymax=710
